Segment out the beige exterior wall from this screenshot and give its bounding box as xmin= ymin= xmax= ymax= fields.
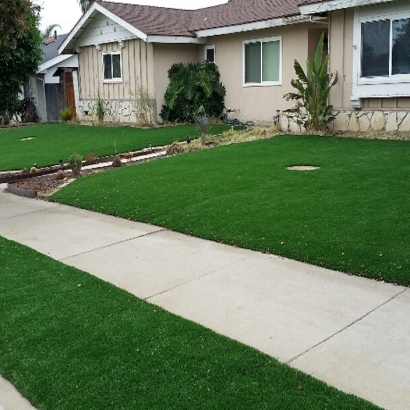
xmin=328 ymin=9 xmax=354 ymax=110
xmin=152 ymin=44 xmax=199 ymax=118
xmin=199 ymin=23 xmax=327 ymax=124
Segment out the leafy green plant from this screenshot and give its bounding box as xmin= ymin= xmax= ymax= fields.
xmin=94 ymin=91 xmax=105 ymax=125
xmin=59 ymin=107 xmax=75 ymax=123
xmin=160 ymin=61 xmax=226 ymax=122
xmin=194 ymin=114 xmax=212 ymax=146
xmin=68 ymin=152 xmax=82 ymax=177
xmin=284 ymin=33 xmax=337 ymax=132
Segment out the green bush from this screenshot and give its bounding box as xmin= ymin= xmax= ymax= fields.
xmin=59 ymin=107 xmax=75 ymax=123
xmin=68 ymin=153 xmax=83 ymax=177
xmin=160 ymin=61 xmax=226 ymax=122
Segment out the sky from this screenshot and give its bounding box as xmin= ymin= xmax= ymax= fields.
xmin=36 ymin=0 xmax=228 ymax=35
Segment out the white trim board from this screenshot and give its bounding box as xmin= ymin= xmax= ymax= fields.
xmin=195 ymin=15 xmax=312 ymax=38
xmin=299 ymin=0 xmax=394 ymax=15
xmin=37 ymin=55 xmax=73 ymax=73
xmin=146 ymin=36 xmax=206 ymax=44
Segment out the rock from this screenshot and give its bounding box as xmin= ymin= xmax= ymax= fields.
xmin=371 ymin=111 xmax=386 ymax=131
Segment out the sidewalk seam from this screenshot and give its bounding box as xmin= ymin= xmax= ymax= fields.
xmin=286 ymin=287 xmax=409 ymax=365
xmin=0 ymin=202 xmax=60 ymax=221
xmin=59 ymin=228 xmax=166 ymax=261
xmin=144 ymin=256 xmax=250 ymax=301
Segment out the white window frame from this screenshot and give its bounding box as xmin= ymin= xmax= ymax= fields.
xmin=352 ymin=2 xmax=410 ymax=101
xmin=102 ymin=51 xmax=122 ymax=83
xmin=205 ymin=45 xmax=216 ymax=63
xmin=243 ymin=36 xmax=282 ymax=87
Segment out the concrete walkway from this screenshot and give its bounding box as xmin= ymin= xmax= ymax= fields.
xmin=0 ymin=188 xmax=409 ymax=410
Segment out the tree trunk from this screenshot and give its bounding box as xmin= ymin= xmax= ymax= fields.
xmin=201 ymin=131 xmax=206 ymax=146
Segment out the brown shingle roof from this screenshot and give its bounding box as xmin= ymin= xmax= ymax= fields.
xmin=100 ymin=1 xmax=196 ymax=37
xmin=190 ymin=0 xmax=302 ymax=32
xmin=99 ymin=0 xmax=304 ymax=37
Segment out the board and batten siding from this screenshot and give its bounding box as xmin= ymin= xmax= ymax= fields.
xmin=78 ymin=39 xmax=154 ymax=101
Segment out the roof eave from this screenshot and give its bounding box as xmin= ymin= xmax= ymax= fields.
xmin=195 ymin=15 xmax=314 ymax=38
xmin=299 ymin=0 xmax=395 ymax=15
xmin=146 ymin=35 xmax=206 ymax=44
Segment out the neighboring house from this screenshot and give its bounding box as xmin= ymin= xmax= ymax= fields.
xmin=27 ymin=33 xmax=79 ymax=121
xmin=299 ymin=0 xmax=410 ymax=133
xmin=59 ymin=0 xmax=410 ymax=133
xmin=59 ymin=0 xmax=328 ymax=128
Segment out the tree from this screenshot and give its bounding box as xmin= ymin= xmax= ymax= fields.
xmin=42 ymin=24 xmax=61 ymax=40
xmin=0 ymin=0 xmax=31 ymax=47
xmin=284 ymin=33 xmax=337 ymax=132
xmin=78 ymin=0 xmax=94 ymax=13
xmin=0 ymin=2 xmax=43 ymax=119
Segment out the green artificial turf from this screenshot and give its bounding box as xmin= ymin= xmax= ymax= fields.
xmin=50 ymin=135 xmax=410 ymax=286
xmin=0 ymin=236 xmax=378 ymax=409
xmin=0 ymin=123 xmax=231 ymax=171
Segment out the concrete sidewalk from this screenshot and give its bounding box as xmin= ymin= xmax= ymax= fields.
xmin=0 ymin=189 xmax=409 ymax=410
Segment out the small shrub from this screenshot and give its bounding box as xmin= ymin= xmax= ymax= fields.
xmin=194 ymin=114 xmax=212 ymax=146
xmin=166 ymin=142 xmax=185 ymax=156
xmin=68 ymin=153 xmax=83 ymax=177
xmin=85 ymin=153 xmax=97 ymax=163
xmin=112 ymin=155 xmax=122 ymax=168
xmin=59 ymin=107 xmax=75 ymax=123
xmin=22 ymin=168 xmax=29 ymax=174
xmin=55 ymin=170 xmax=65 ymax=180
xmin=29 ymin=167 xmax=37 ymax=173
xmin=95 ymin=91 xmax=105 ymax=125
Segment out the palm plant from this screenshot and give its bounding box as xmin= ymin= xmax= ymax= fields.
xmin=284 ymin=32 xmax=338 ymax=132
xmin=194 ymin=114 xmax=212 ymax=146
xmin=78 ymin=0 xmax=94 ymax=13
xmin=41 ymin=24 xmax=61 ymax=40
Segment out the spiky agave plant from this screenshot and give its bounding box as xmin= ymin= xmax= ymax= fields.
xmin=284 ymin=32 xmax=337 ymax=132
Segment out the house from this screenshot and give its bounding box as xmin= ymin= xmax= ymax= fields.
xmin=27 ymin=32 xmax=79 ymax=121
xmin=59 ymin=0 xmax=410 ymax=133
xmin=59 ymin=0 xmax=328 ymax=128
xmin=299 ymin=0 xmax=410 ymax=133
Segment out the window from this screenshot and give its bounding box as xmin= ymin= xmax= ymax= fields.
xmin=244 ymin=37 xmax=281 ymax=86
xmin=102 ymin=52 xmax=122 ymax=81
xmin=361 ymin=17 xmax=410 ymax=78
xmin=205 ymin=45 xmax=216 ymax=63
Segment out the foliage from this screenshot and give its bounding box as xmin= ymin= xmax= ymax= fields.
xmin=132 ymin=80 xmax=154 ymax=126
xmin=0 ymin=3 xmax=42 ymax=120
xmin=41 ymin=24 xmax=61 ymax=40
xmin=68 ymin=153 xmax=83 ymax=177
xmin=85 ymin=153 xmax=97 ymax=163
xmin=29 ymin=166 xmax=37 ymax=173
xmin=94 ymin=91 xmax=106 ymax=122
xmin=78 ymin=0 xmax=94 ymax=13
xmin=0 ymin=113 xmax=10 ymax=126
xmin=16 ymin=98 xmax=40 ymax=123
xmin=194 ymin=114 xmax=212 ymax=146
xmin=112 ymin=155 xmax=122 ymax=168
xmin=59 ymin=107 xmax=75 ymax=123
xmin=284 ymin=33 xmax=337 ymax=132
xmin=160 ymin=61 xmax=226 ymax=122
xmin=166 ymin=142 xmax=185 ymax=156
